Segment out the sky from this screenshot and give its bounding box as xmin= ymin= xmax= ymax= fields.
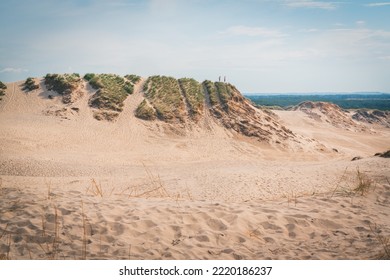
xmin=0 ymin=0 xmax=389 ymax=93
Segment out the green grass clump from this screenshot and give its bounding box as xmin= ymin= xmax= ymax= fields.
xmin=143 ymin=75 xmax=185 ymax=122
xmin=215 ymin=82 xmax=233 ymax=109
xmin=354 ymin=168 xmax=374 ymax=196
xmin=178 ymin=78 xmax=204 ymax=119
xmin=23 ymin=77 xmax=39 ymax=91
xmin=83 ymin=73 xmax=95 ymax=81
xmin=44 ymin=73 xmax=81 ymax=95
xmin=202 ymin=80 xmax=219 ymax=107
xmin=125 ymin=74 xmax=141 ymax=85
xmin=88 ymin=74 xmax=136 ymax=112
xmin=135 ymin=99 xmax=156 ymax=120
xmin=0 ymin=81 xmax=6 ymax=99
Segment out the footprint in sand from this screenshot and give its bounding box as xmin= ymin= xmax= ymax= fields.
xmin=207 ymin=219 xmax=227 ymax=231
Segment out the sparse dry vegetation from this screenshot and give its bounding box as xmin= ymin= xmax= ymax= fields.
xmin=330 ymin=167 xmax=375 ymax=198
xmin=354 ymin=168 xmax=374 ymax=196
xmin=369 ymin=223 xmax=390 ymax=259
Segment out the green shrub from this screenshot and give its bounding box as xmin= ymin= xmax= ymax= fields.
xmin=0 ymin=81 xmax=5 ymax=98
xmin=23 ymin=77 xmax=39 ymax=91
xmin=125 ymin=74 xmax=141 ymax=84
xmin=87 ymin=74 xmax=138 ymax=113
xmin=44 ymin=73 xmax=80 ymax=95
xmin=135 ymin=99 xmax=156 ymax=120
xmin=83 ymin=73 xmax=95 ymax=81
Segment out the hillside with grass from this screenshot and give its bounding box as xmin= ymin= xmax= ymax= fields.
xmin=85 ymin=73 xmax=140 ymax=120
xmin=133 ymin=75 xmax=295 ymax=144
xmin=44 ymin=73 xmax=82 ymax=104
xmin=2 ymin=73 xmax=309 ymax=144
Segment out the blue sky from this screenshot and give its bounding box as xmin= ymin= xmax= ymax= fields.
xmin=0 ymin=0 xmax=389 ymax=92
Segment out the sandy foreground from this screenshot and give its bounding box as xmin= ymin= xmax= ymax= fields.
xmin=0 ymin=80 xmax=389 ymax=259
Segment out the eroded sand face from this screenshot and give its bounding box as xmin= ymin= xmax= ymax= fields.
xmin=0 ymin=80 xmax=389 ymax=259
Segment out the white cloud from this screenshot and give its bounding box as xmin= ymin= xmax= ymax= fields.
xmin=306 ymin=27 xmax=390 ymax=60
xmin=284 ymin=0 xmax=338 ymax=10
xmin=222 ymin=25 xmax=286 ymax=38
xmin=0 ymin=67 xmax=28 ymax=73
xmin=365 ymin=2 xmax=390 ymax=7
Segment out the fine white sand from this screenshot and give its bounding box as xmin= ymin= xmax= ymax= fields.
xmin=0 ymin=79 xmax=389 ymax=259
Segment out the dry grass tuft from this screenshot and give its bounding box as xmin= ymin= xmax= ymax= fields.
xmin=330 ymin=167 xmax=375 ymax=199
xmin=353 ymin=167 xmax=374 ymax=196
xmin=370 ymin=223 xmax=390 ymax=260
xmin=87 ymin=179 xmax=104 ymax=197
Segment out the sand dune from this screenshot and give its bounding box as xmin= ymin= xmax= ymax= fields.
xmin=0 ymin=79 xmax=389 ymax=259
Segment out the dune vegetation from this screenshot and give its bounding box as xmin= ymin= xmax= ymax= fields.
xmin=44 ymin=73 xmax=81 ymax=95
xmin=85 ymin=74 xmax=140 ymax=120
xmin=215 ymin=82 xmax=233 ymax=110
xmin=178 ymin=78 xmax=204 ymax=120
xmin=23 ymin=77 xmax=39 ymax=91
xmin=135 ymin=99 xmax=156 ymax=120
xmin=202 ymin=80 xmax=219 ymax=107
xmin=141 ymin=75 xmax=185 ymax=122
xmin=0 ymin=81 xmax=6 ymax=100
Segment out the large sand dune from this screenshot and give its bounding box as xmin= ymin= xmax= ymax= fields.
xmin=0 ymin=78 xmax=389 ymax=259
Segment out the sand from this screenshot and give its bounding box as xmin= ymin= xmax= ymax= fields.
xmin=0 ymin=79 xmax=389 ymax=259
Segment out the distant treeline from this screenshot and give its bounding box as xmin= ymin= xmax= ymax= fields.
xmin=245 ymin=93 xmax=390 ymax=111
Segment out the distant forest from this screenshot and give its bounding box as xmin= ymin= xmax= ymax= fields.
xmin=245 ymin=93 xmax=390 ymax=111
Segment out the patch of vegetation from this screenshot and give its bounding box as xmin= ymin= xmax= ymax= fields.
xmin=88 ymin=74 xmax=136 ymax=112
xmin=143 ymin=75 xmax=185 ymax=122
xmin=215 ymin=82 xmax=233 ymax=109
xmin=124 ymin=74 xmax=141 ymax=85
xmin=202 ymin=80 xmax=219 ymax=107
xmin=44 ymin=73 xmax=81 ymax=95
xmin=0 ymin=81 xmax=7 ymax=99
xmin=178 ymin=78 xmax=204 ymax=118
xmin=354 ymin=168 xmax=374 ymax=196
xmin=23 ymin=77 xmax=39 ymax=91
xmin=93 ymin=111 xmax=119 ymax=121
xmin=374 ymin=150 xmax=390 ymax=158
xmin=83 ymin=73 xmax=95 ymax=81
xmin=135 ymin=99 xmax=156 ymax=120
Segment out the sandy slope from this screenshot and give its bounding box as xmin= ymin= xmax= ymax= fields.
xmin=0 ymin=80 xmax=389 ymax=259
